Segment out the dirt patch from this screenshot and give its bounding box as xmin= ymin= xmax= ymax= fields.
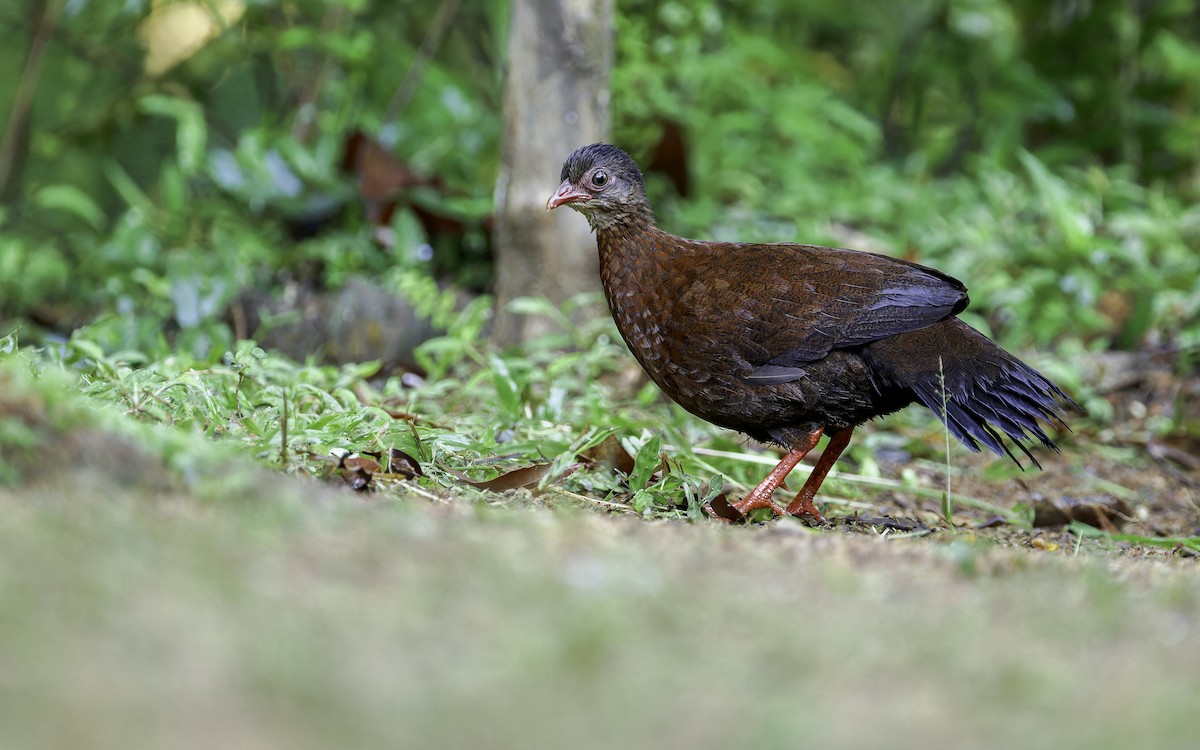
xmin=816 ymin=351 xmax=1200 ymax=559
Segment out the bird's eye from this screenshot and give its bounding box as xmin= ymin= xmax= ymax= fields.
xmin=591 ymin=169 xmax=609 ymax=187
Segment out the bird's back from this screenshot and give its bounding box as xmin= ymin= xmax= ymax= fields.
xmin=597 ymin=228 xmax=921 ymax=439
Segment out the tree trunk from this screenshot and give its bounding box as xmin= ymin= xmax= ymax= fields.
xmin=492 ymin=0 xmax=613 ymax=346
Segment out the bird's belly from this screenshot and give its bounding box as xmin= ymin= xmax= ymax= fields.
xmin=615 ymin=307 xmax=906 ymax=437
xmin=610 ymin=302 xmax=703 ymax=386
xmin=611 ymin=304 xmax=683 ymax=388
xmin=612 ymin=306 xmax=770 ymax=426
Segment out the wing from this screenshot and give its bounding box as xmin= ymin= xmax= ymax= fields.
xmin=671 ymin=241 xmax=969 ymax=383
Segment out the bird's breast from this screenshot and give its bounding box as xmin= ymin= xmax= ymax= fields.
xmin=604 ymin=277 xmax=670 ymax=372
xmin=596 ymin=230 xmax=726 ymax=403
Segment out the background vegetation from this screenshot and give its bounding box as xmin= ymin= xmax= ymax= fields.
xmin=3 ymin=0 xmax=1199 ymax=360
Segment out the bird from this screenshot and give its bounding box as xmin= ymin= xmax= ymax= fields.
xmin=547 ymin=143 xmax=1076 ymax=523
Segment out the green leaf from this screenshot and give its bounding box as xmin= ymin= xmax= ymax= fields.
xmin=489 ymin=355 xmax=522 ymax=421
xmin=69 ymin=337 xmax=106 ymax=364
xmin=104 ymin=161 xmax=156 ymax=216
xmin=629 ymin=435 xmax=662 ymax=492
xmin=630 ymin=488 xmax=654 ymax=515
xmin=33 ymin=185 xmax=106 ymax=230
xmin=138 ymin=94 xmax=207 ymax=175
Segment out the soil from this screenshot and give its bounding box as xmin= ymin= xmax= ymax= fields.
xmin=817 ymin=349 xmax=1200 ymax=558
xmin=600 ymin=348 xmax=1200 ymax=561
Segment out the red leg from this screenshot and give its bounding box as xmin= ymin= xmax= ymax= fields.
xmin=727 ymin=426 xmax=824 ymax=518
xmin=784 ymin=427 xmax=853 ymax=520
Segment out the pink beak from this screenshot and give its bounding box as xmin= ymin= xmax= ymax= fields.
xmin=546 ymin=180 xmax=591 ymax=210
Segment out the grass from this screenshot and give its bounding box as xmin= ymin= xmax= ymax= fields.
xmin=939 ymin=356 xmax=955 ymax=526
xmin=3 ymin=311 xmax=1185 ymax=537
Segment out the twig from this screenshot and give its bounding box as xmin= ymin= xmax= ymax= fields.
xmin=384 ymin=0 xmax=463 ymax=124
xmin=547 ymin=487 xmax=636 ymax=513
xmin=0 ymin=0 xmax=60 ymax=201
xmin=384 ymin=478 xmax=446 ymax=504
xmin=939 ymin=356 xmax=954 ymax=527
xmin=280 ymin=387 xmax=289 ymax=468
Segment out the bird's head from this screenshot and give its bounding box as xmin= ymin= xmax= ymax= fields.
xmin=546 ymin=143 xmax=652 ymax=230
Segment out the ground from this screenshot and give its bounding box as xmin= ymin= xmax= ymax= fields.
xmin=1 ymin=356 xmax=1198 ymax=749
xmin=524 ymin=347 xmax=1200 ymax=559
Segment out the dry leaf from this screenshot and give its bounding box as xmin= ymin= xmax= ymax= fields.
xmin=704 ymin=494 xmax=744 ymax=522
xmin=342 ymin=468 xmax=372 ymax=491
xmin=343 ymin=455 xmax=382 ymax=474
xmin=388 ymin=448 xmax=424 ymax=479
xmin=975 ymin=516 xmax=1009 ymax=529
xmin=1032 ymin=495 xmax=1132 ymax=532
xmin=580 ymin=434 xmax=636 ymax=475
xmin=330 ymin=452 xmax=378 ymax=492
xmin=451 ymin=462 xmax=579 ymax=493
xmin=851 ymin=515 xmax=928 ymax=532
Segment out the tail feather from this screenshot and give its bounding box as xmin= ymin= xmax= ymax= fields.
xmin=911 ymin=380 xmax=1036 ymax=466
xmin=872 ymin=319 xmax=1077 ymax=469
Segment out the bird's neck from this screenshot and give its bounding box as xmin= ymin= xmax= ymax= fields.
xmin=595 ymin=213 xmax=661 ymax=272
xmin=593 ymin=212 xmax=705 ymax=407
xmin=585 ymin=202 xmax=656 ymax=232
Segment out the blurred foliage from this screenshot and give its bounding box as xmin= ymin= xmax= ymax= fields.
xmin=0 ymin=0 xmax=1198 ymax=364
xmin=1 ymin=0 xmax=504 ymax=359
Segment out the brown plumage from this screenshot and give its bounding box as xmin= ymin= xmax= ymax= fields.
xmin=547 ymin=143 xmax=1076 ymax=522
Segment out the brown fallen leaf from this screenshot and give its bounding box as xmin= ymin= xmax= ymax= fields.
xmin=341 ymin=467 xmax=373 ymax=491
xmin=343 ymin=455 xmax=382 ymax=474
xmin=975 ymin=515 xmax=1009 ymax=529
xmin=704 ymin=493 xmax=743 ymax=522
xmin=645 ymin=119 xmax=691 ymax=198
xmin=341 ymin=130 xmax=434 ymax=223
xmin=580 ymin=434 xmax=636 ymax=475
xmin=1032 ymin=495 xmax=1133 ymax=532
xmin=450 ymin=462 xmax=580 ymax=493
xmin=339 ymin=130 xmax=493 ymax=256
xmin=327 ymin=452 xmax=379 ymax=492
xmin=379 ymin=407 xmax=445 ymax=427
xmin=1148 ymin=439 xmax=1200 ymax=471
xmin=387 ymin=448 xmax=424 ymax=479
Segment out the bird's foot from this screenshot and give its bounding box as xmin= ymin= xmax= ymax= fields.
xmin=704 ymin=492 xmax=787 ymax=523
xmin=785 ymin=494 xmax=826 ymax=524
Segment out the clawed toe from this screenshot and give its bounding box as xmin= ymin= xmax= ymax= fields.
xmin=787 ymin=503 xmax=827 ymax=525
xmin=785 ymin=495 xmax=826 ymax=524
xmin=704 ymin=494 xmax=786 ymax=523
xmin=705 ymin=494 xmax=828 ymax=526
